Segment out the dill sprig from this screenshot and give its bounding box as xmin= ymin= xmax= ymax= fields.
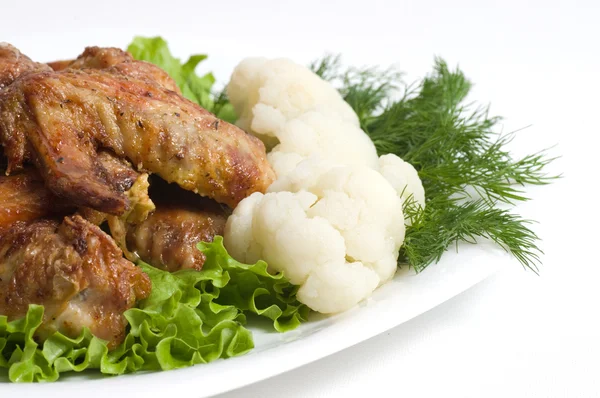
xmin=312 ymin=55 xmax=557 ymax=272
xmin=401 ymin=197 xmax=542 ymax=273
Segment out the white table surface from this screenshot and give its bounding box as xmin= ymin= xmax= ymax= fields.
xmin=2 ymin=0 xmax=599 ymax=396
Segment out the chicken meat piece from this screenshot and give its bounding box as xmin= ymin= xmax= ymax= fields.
xmin=75 ymin=153 xmax=155 ymax=229
xmin=0 ymin=46 xmax=154 ymax=217
xmin=0 ymin=43 xmax=50 ymax=89
xmin=0 ymin=45 xmax=149 ymax=216
xmin=0 ymin=145 xmax=155 ymax=257
xmin=0 ymin=45 xmax=275 ymax=212
xmin=126 ymin=178 xmax=227 ymax=272
xmin=48 ymin=46 xmax=180 ymax=93
xmin=47 ymin=59 xmax=72 ymax=71
xmin=0 ymin=215 xmax=151 ymax=348
xmin=0 ymin=150 xmax=153 ymax=233
xmin=127 ymin=204 xmax=226 ymax=272
xmin=0 ymin=169 xmax=74 ymax=232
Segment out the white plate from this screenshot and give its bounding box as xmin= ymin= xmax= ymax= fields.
xmin=1 ymin=241 xmax=507 ymax=396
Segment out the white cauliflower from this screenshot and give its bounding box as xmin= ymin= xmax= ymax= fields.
xmin=300 ymin=261 xmax=379 ymax=314
xmin=228 ymin=57 xmax=359 ymax=142
xmin=225 ymin=56 xmax=426 ymax=314
xmin=224 ymin=160 xmax=405 ymax=313
xmin=379 ymin=154 xmax=426 ymax=209
xmin=227 ymin=58 xmax=377 ymax=177
xmin=266 ymin=111 xmax=378 ymax=176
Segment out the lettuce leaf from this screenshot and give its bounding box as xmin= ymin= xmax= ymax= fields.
xmin=0 ymin=237 xmax=307 ymax=382
xmin=197 ymin=238 xmax=309 ymax=332
xmin=127 ymin=36 xmax=236 ymax=123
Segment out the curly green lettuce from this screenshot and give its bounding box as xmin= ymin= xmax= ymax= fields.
xmin=0 ymin=237 xmax=308 ymax=382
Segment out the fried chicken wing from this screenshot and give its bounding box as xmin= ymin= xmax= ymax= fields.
xmin=0 ymin=46 xmax=275 ymax=212
xmin=0 ymin=45 xmax=155 ymax=216
xmin=126 ymin=180 xmax=227 ymax=272
xmin=0 ymin=169 xmax=74 ymax=231
xmin=0 ymin=215 xmax=151 ymax=348
xmin=0 ymin=55 xmax=136 ymax=214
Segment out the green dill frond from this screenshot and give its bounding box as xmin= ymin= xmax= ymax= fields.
xmin=401 ymin=197 xmax=542 ymax=273
xmin=313 ymin=55 xmax=558 ymax=272
xmin=309 ymin=53 xmax=343 ymax=81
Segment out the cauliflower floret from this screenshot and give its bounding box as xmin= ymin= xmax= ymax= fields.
xmin=298 ymin=261 xmax=379 ymax=314
xmin=225 ymin=190 xmax=347 ymax=285
xmin=225 ymin=160 xmax=405 ymax=313
xmin=266 ymin=111 xmax=378 ymax=177
xmin=379 ymin=154 xmax=426 ymax=209
xmin=228 ymin=57 xmax=375 ymax=178
xmin=272 ymin=160 xmax=405 ymax=283
xmin=227 ymin=57 xmax=359 ymax=147
xmin=225 ymin=57 xmax=426 ymax=314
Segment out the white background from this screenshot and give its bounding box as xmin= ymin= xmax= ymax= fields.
xmin=2 ymin=0 xmax=599 ymax=396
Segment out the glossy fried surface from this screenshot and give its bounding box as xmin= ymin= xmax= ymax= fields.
xmin=127 ymin=178 xmax=227 ymax=272
xmin=96 ymin=150 xmax=140 ymax=193
xmin=0 ymin=46 xmax=275 ymax=212
xmin=0 ymin=215 xmax=151 ymax=348
xmin=73 ymin=151 xmax=152 ymax=225
xmin=0 ymin=169 xmax=73 ymax=231
xmin=0 ymin=151 xmax=149 ymax=231
xmin=0 ymin=43 xmax=50 ymax=89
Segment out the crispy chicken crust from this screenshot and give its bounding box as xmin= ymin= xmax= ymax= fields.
xmin=0 ymin=215 xmax=151 ymax=348
xmin=127 ymin=180 xmax=227 ymax=272
xmin=0 ymin=43 xmax=50 ymax=89
xmin=0 ymin=45 xmax=275 ymax=213
xmin=127 ymin=204 xmax=226 ymax=272
xmin=48 ymin=46 xmax=180 ymax=93
xmin=0 ymin=169 xmax=74 ymax=231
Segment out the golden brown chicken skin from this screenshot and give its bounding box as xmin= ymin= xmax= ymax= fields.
xmin=74 ymin=151 xmax=155 ymax=226
xmin=127 ymin=204 xmax=226 ymax=272
xmin=0 ymin=215 xmax=151 ymax=348
xmin=0 ymin=46 xmax=275 ymax=212
xmin=48 ymin=46 xmax=180 ymax=93
xmin=0 ymin=169 xmax=74 ymax=231
xmin=0 ymin=43 xmax=50 ymax=89
xmin=0 ymin=150 xmax=153 ymax=232
xmin=0 ymin=153 xmax=146 ymax=236
xmin=127 ymin=179 xmax=227 ymax=272
xmin=0 ymin=154 xmax=154 ymax=265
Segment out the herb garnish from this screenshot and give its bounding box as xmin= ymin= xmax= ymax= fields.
xmin=311 ymin=55 xmax=557 ymax=273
